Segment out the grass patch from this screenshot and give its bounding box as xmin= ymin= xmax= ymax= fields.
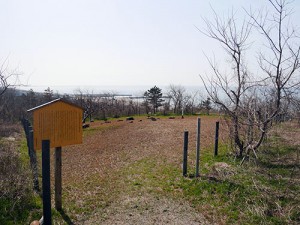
xmin=0 ymin=137 xmax=44 ymax=224
xmin=115 ymin=139 xmax=299 ymax=224
xmin=21 ymin=119 xmax=299 ymax=224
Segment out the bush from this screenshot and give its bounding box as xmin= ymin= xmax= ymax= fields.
xmin=0 ymin=123 xmax=21 ymax=137
xmin=0 ymin=141 xmax=36 ymax=224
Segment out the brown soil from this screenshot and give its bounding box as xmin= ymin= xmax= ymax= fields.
xmin=52 ymin=116 xmax=224 ymax=224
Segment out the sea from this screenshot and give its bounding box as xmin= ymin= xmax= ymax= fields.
xmin=18 ymin=85 xmax=204 ymax=97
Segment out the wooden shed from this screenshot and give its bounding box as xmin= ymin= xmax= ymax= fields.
xmin=28 ymin=98 xmax=83 ymax=150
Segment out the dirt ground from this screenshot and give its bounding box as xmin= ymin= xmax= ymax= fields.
xmin=53 ymin=116 xmax=224 ymax=224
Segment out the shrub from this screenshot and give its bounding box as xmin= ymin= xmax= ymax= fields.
xmin=0 ymin=123 xmax=21 ymax=137
xmin=0 ymin=141 xmax=35 ymax=224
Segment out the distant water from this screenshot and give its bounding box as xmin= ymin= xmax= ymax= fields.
xmin=19 ymin=85 xmax=204 ymax=96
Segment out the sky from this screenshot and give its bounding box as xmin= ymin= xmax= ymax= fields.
xmin=1 ymin=0 xmax=300 ymax=93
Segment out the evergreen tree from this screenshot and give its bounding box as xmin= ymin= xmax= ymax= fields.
xmin=144 ymin=86 xmax=164 ymax=113
xmin=43 ymin=87 xmax=53 ymax=102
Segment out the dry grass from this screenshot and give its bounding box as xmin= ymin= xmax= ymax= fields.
xmin=0 ymin=134 xmax=36 ymax=224
xmin=0 ymin=122 xmax=21 ymax=138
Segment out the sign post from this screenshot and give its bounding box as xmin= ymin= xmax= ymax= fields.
xmin=42 ymin=140 xmax=52 ymax=225
xmin=55 ymin=146 xmax=62 ymax=211
xmin=27 ymin=99 xmax=83 ymax=222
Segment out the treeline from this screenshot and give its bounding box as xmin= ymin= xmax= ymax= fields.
xmin=0 ymin=85 xmax=214 ymax=123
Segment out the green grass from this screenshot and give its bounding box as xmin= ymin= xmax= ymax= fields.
xmin=113 ymin=140 xmax=300 ymax=224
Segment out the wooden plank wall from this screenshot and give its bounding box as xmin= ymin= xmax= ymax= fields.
xmin=33 ymin=101 xmax=83 ymax=150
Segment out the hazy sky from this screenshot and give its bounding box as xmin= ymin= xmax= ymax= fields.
xmin=1 ymin=0 xmax=300 ymax=90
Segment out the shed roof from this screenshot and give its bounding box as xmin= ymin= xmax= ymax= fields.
xmin=27 ymin=98 xmax=83 ymax=112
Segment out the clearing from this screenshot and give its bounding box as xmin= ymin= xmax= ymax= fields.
xmin=51 ymin=115 xmax=223 ymax=224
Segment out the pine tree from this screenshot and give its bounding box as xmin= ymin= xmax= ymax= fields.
xmin=144 ymin=86 xmax=164 ymax=114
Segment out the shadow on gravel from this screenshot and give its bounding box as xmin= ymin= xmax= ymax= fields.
xmin=59 ymin=209 xmax=74 ymax=225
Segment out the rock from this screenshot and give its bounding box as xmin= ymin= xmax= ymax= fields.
xmin=4 ymin=137 xmax=15 ymax=141
xmin=210 ymin=162 xmax=234 ymax=178
xmin=30 ymin=220 xmax=40 ymax=225
xmin=82 ymin=124 xmax=90 ymax=129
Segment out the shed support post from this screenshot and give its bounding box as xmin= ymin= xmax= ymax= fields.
xmin=55 ymin=146 xmax=62 ymax=211
xmin=42 ymin=140 xmax=52 ymax=225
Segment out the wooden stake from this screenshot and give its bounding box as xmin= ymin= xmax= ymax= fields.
xmin=195 ymin=118 xmax=201 ymax=177
xmin=183 ymin=131 xmax=189 ymax=176
xmin=29 ymin=130 xmax=40 ymax=192
xmin=214 ymin=121 xmax=220 ymax=156
xmin=55 ymin=146 xmax=62 ymax=211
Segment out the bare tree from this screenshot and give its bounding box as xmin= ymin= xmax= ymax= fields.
xmin=0 ymin=60 xmax=21 ymax=122
xmin=0 ymin=60 xmax=19 ymax=97
xmin=290 ymin=96 xmax=300 ymax=124
xmin=199 ymin=0 xmax=300 ymax=159
xmin=168 ymin=85 xmax=186 ymax=114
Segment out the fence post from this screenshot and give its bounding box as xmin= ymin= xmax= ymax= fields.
xmin=183 ymin=130 xmax=189 ymax=176
xmin=29 ymin=129 xmax=40 ymax=192
xmin=195 ymin=118 xmax=201 ymax=177
xmin=22 ymin=119 xmax=30 ymax=154
xmin=214 ymin=121 xmax=220 ymax=156
xmin=42 ymin=140 xmax=52 ymax=225
xmin=55 ymin=146 xmax=62 ymax=211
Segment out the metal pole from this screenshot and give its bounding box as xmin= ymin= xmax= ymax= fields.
xmin=183 ymin=131 xmax=189 ymax=176
xmin=214 ymin=121 xmax=220 ymax=156
xmin=55 ymin=147 xmax=62 ymax=211
xmin=195 ymin=118 xmax=201 ymax=177
xmin=42 ymin=140 xmax=52 ymax=225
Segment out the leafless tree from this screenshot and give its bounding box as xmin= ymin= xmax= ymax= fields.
xmin=167 ymin=85 xmax=186 ymax=114
xmin=199 ymin=0 xmax=300 ymax=159
xmin=290 ymin=96 xmax=300 ymax=124
xmin=0 ymin=59 xmax=19 ymax=97
xmin=0 ymin=59 xmax=21 ymax=122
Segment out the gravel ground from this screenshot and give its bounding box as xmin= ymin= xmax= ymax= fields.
xmin=85 ymin=194 xmax=210 ymax=225
xmin=54 ymin=116 xmax=223 ymax=224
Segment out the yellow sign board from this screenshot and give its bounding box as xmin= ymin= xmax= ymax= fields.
xmin=28 ymin=99 xmax=83 ymax=150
